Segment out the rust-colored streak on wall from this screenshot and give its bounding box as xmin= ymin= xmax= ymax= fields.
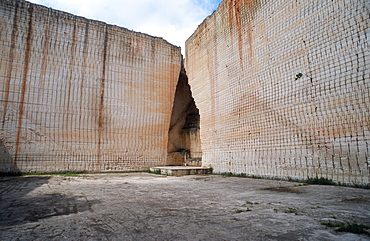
xmin=38 ymin=10 xmax=51 ymax=105
xmin=36 ymin=9 xmax=57 ymax=123
xmin=97 ymin=25 xmax=109 ymax=165
xmin=234 ymin=1 xmax=244 ymax=69
xmin=79 ymin=20 xmax=89 ymax=113
xmin=66 ymin=17 xmax=77 ymax=115
xmin=244 ymin=0 xmax=253 ymax=65
xmin=2 ymin=0 xmax=19 ymax=129
xmin=15 ymin=5 xmax=34 ymax=164
xmin=186 ymin=0 xmax=370 ymax=185
xmin=40 ymin=13 xmax=50 ymax=77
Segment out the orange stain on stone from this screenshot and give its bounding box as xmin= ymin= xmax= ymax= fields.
xmin=15 ymin=5 xmax=34 ymax=164
xmin=2 ymin=1 xmax=19 ymax=129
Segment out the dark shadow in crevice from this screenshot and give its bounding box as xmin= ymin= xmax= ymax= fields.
xmin=167 ymin=67 xmax=202 ymax=166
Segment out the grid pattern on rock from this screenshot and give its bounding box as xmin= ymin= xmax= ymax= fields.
xmin=0 ymin=0 xmax=182 ymax=172
xmin=185 ymin=0 xmax=370 ymax=184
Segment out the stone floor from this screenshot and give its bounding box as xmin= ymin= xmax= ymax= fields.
xmin=0 ymin=173 xmax=369 ymax=241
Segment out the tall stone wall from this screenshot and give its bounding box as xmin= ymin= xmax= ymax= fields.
xmin=0 ymin=0 xmax=182 ymax=173
xmin=186 ymin=0 xmax=369 ymax=184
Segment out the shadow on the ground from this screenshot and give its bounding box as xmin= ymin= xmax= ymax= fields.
xmin=0 ymin=176 xmax=100 ymax=227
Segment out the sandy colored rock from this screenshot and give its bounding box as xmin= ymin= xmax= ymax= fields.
xmin=0 ymin=0 xmax=182 ymax=173
xmin=185 ymin=0 xmax=370 ymax=184
xmin=0 ymin=0 xmax=369 ymax=186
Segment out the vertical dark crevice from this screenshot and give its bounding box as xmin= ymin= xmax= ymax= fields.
xmin=97 ymin=24 xmax=109 ymax=165
xmin=167 ymin=66 xmax=201 ymax=166
xmin=80 ymin=19 xmax=90 ymax=113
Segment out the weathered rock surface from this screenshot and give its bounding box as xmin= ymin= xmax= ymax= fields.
xmin=0 ymin=173 xmax=369 ymax=240
xmin=0 ymin=0 xmax=182 ymax=173
xmin=185 ymin=0 xmax=370 ymax=184
xmin=0 ymin=0 xmax=369 ymax=186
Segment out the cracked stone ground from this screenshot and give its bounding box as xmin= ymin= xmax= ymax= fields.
xmin=0 ymin=173 xmax=369 ymax=241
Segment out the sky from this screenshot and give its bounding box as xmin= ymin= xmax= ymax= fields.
xmin=27 ymin=0 xmax=223 ymax=53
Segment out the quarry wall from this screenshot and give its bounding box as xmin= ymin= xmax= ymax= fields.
xmin=0 ymin=0 xmax=369 ymax=185
xmin=186 ymin=0 xmax=369 ymax=184
xmin=0 ymin=0 xmax=182 ymax=172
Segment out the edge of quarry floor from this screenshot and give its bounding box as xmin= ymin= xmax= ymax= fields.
xmin=0 ymin=173 xmax=369 ymax=241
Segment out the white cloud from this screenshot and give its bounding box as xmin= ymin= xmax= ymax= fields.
xmin=27 ymin=0 xmax=221 ymax=53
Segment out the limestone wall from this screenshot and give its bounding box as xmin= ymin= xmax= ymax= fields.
xmin=186 ymin=0 xmax=370 ymax=184
xmin=0 ymin=0 xmax=182 ymax=173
